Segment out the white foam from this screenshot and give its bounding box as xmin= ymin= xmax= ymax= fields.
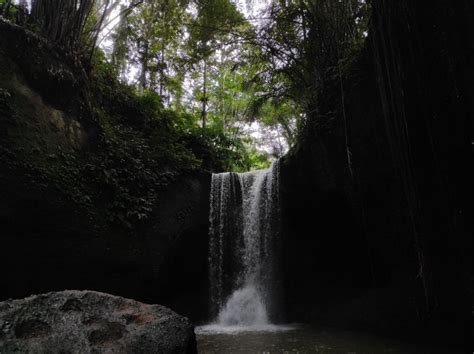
xmin=217 ymin=284 xmax=268 ymax=326
xmin=196 ymin=323 xmax=298 ymax=335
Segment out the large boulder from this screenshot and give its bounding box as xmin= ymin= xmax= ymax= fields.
xmin=0 ymin=290 xmax=197 ymax=353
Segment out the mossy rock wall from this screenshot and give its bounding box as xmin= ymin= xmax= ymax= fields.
xmin=0 ymin=18 xmax=211 ymax=321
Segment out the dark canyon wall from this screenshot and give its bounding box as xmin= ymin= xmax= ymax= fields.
xmin=280 ymin=0 xmax=472 ymax=346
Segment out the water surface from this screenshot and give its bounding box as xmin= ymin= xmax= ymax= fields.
xmin=196 ymin=324 xmax=459 ymax=354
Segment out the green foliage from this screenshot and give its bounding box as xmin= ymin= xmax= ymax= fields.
xmin=10 ymin=0 xmax=370 ymax=175
xmin=135 ymin=90 xmax=164 ymax=119
xmin=182 ymin=125 xmax=270 ymax=172
xmin=86 ymin=124 xmax=164 ymax=228
xmin=0 ymin=0 xmax=26 ymax=19
xmin=125 ymin=0 xmax=191 ymax=97
xmin=186 ymin=0 xmax=244 ymax=60
xmin=235 ymin=142 xmax=272 ymax=172
xmin=249 ymin=0 xmax=370 ymax=128
xmin=91 ymin=47 xmax=118 ymax=77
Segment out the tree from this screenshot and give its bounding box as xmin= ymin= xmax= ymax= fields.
xmin=104 ymin=0 xmax=369 ymax=164
xmin=248 ymin=0 xmax=369 ymax=118
xmin=185 ymin=0 xmax=246 ymax=127
xmin=26 ymin=0 xmax=143 ymax=65
xmin=111 ymin=4 xmax=129 ymax=81
xmin=126 ymin=0 xmax=189 ymax=100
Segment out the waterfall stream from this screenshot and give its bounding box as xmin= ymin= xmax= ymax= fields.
xmin=206 ymin=160 xmax=281 ymax=329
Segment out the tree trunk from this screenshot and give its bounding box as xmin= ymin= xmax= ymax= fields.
xmin=159 ymin=43 xmax=165 ymax=98
xmin=140 ymin=42 xmax=149 ymax=91
xmin=201 ymin=60 xmax=208 ymax=128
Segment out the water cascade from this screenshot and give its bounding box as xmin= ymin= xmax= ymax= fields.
xmin=207 ymin=160 xmax=281 ymax=329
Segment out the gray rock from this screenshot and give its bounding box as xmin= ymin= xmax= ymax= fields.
xmin=0 ymin=290 xmax=197 ymax=353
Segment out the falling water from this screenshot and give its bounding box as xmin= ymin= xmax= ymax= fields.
xmin=207 ymin=160 xmax=281 ymax=328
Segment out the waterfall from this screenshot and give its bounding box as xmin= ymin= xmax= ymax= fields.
xmin=208 ymin=160 xmax=280 ymax=327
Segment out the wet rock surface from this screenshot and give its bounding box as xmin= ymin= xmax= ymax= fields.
xmin=0 ymin=290 xmax=197 ymax=353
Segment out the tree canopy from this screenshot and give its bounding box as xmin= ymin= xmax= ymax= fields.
xmin=1 ymin=0 xmax=370 ymax=171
